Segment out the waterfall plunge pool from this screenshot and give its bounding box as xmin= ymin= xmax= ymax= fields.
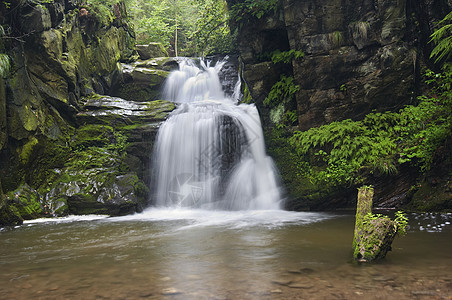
xmin=1 ymin=210 xmax=452 ymax=299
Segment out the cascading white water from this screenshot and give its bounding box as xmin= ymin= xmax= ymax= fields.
xmin=152 ymin=58 xmax=281 ymax=210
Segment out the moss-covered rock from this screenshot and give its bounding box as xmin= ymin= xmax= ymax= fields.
xmin=5 ymin=184 xmax=43 ymax=220
xmin=40 ymin=141 xmax=149 ymax=216
xmin=408 ymin=181 xmax=452 ymax=212
xmin=0 ymin=179 xmax=23 ymax=226
xmin=354 ymin=215 xmax=398 ymax=262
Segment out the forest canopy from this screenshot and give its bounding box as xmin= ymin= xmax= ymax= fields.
xmin=125 ymin=0 xmax=235 ymax=56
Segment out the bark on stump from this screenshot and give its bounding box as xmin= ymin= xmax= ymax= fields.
xmin=353 ymin=186 xmax=398 ymax=262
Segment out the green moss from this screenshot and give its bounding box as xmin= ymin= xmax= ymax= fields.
xmin=73 ymin=124 xmax=115 ymax=150
xmin=18 ymin=137 xmax=39 ymax=164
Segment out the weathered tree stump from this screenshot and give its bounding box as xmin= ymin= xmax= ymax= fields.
xmin=353 ymin=185 xmax=399 ymax=262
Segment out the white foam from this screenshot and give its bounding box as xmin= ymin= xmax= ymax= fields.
xmin=107 ymin=208 xmax=333 ymax=230
xmin=23 ymin=215 xmax=109 ymax=224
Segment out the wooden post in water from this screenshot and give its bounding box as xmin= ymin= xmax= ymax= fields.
xmin=353 ymin=185 xmax=399 ymax=262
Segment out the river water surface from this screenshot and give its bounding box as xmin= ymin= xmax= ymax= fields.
xmin=1 ymin=209 xmax=451 ymax=299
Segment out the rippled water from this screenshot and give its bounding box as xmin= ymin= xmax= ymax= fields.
xmin=0 ymin=210 xmax=451 ymax=299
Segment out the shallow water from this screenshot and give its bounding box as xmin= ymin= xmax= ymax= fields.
xmin=0 ymin=209 xmax=451 ymax=300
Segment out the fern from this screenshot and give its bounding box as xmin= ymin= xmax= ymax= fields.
xmin=270 ymin=49 xmax=304 ymax=64
xmin=263 ymin=75 xmax=299 ymax=107
xmin=430 ymin=11 xmax=452 ymax=63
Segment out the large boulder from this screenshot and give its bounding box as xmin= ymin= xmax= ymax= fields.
xmin=135 ymin=42 xmax=169 ymax=60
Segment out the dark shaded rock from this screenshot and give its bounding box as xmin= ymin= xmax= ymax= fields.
xmin=0 ymin=78 xmax=6 ymax=150
xmin=19 ymin=3 xmax=52 ymax=33
xmin=45 ymin=0 xmax=66 ymax=27
xmin=0 ymin=179 xmax=23 ymax=226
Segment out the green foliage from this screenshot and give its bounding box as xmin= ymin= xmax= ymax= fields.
xmin=330 ymin=31 xmax=343 ymax=46
xmin=362 ymin=211 xmax=408 ymax=236
xmin=229 ymin=0 xmax=279 ymax=25
xmin=188 ymin=0 xmax=235 ymax=56
xmin=430 ymin=11 xmax=452 ymax=63
xmin=289 ymin=117 xmax=397 ymax=186
xmin=127 ymin=0 xmax=234 ymax=56
xmin=83 ymin=0 xmax=121 ymax=26
xmin=263 ymin=75 xmax=299 ymax=108
xmin=270 ymin=49 xmax=304 ymax=64
xmin=394 ymin=211 xmax=408 ymax=235
xmin=288 ymin=66 xmax=451 ymax=188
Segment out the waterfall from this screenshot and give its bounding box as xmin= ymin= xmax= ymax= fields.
xmin=152 ymin=57 xmax=281 ymax=210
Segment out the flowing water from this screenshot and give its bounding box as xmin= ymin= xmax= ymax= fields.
xmin=0 ymin=211 xmax=451 ymax=299
xmin=152 ymin=58 xmax=280 ymax=210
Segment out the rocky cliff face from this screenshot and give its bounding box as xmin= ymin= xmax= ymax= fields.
xmin=229 ymin=0 xmax=451 ymax=210
xmin=232 ymin=0 xmax=449 ymax=126
xmin=0 ymin=0 xmax=175 ymax=224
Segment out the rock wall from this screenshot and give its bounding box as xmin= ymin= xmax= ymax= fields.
xmin=229 ymin=0 xmax=451 ymax=210
xmin=285 ymin=0 xmax=415 ymax=129
xmin=0 ymin=0 xmax=175 ymax=224
xmin=233 ymin=0 xmax=449 ymax=128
